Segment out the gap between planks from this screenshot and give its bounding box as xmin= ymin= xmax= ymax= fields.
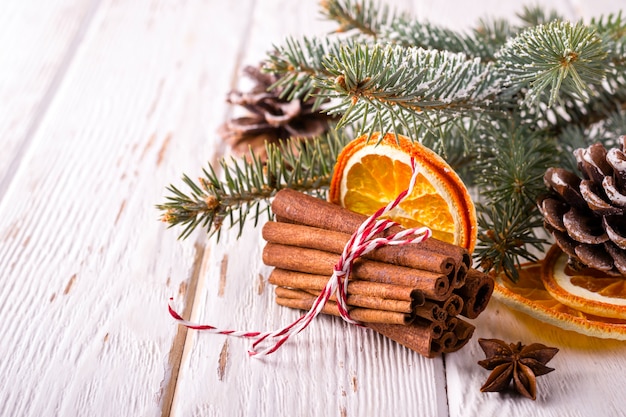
xmin=160 ymin=1 xmax=259 ymax=415
xmin=160 ymin=240 xmax=210 ymax=417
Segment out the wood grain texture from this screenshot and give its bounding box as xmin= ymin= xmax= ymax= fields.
xmin=0 ymin=0 xmax=254 ymax=416
xmin=0 ymin=0 xmax=100 ymax=197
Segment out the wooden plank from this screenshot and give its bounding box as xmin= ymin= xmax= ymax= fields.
xmin=169 ymin=1 xmax=449 ymax=416
xmin=0 ymin=0 xmax=100 ymax=198
xmin=0 ymin=1 xmax=255 ymax=416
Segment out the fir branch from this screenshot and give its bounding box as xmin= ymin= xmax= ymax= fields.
xmin=383 ymin=18 xmax=486 ymax=58
xmin=157 ymin=132 xmax=351 ymax=239
xmin=471 ymin=17 xmax=516 ymax=60
xmin=475 ymin=201 xmax=547 ymax=282
xmin=591 ymin=11 xmax=626 ymax=58
xmin=497 ymin=20 xmax=608 ymax=107
xmin=315 ymin=44 xmax=504 ymax=136
xmin=531 ymin=68 xmax=626 ymax=137
xmin=264 ymin=37 xmax=353 ymax=101
xmin=538 ymin=14 xmax=626 ymax=132
xmin=516 ymin=5 xmax=562 ymax=27
xmin=320 ymin=0 xmax=406 ymax=37
xmin=365 ymin=4 xmax=556 ymax=62
xmin=469 ymin=122 xmax=558 ymax=282
xmin=473 ymin=123 xmax=557 ymax=205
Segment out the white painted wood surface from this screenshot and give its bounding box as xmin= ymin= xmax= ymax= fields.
xmin=0 ymin=1 xmax=624 ymax=417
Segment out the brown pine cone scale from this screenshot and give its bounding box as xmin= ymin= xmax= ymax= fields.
xmin=540 ymin=136 xmax=626 ymax=276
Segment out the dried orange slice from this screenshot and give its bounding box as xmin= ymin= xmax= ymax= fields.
xmin=329 ymin=133 xmax=477 ymax=252
xmin=492 ymin=249 xmax=626 ymax=340
xmin=542 ymin=245 xmax=626 ymax=319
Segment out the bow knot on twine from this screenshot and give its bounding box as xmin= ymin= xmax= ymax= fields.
xmin=169 ymin=158 xmax=431 ymax=357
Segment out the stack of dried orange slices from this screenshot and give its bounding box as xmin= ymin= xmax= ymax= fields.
xmin=330 ymin=132 xmax=626 ymax=340
xmin=494 ymin=245 xmax=626 ymax=340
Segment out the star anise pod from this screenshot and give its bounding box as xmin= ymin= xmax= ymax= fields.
xmin=477 ymin=338 xmax=559 ymax=400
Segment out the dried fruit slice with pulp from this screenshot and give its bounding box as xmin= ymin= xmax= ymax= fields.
xmin=329 ymin=133 xmax=477 ymax=252
xmin=541 ymin=244 xmax=626 ymax=319
xmin=492 ymin=248 xmax=626 ymax=340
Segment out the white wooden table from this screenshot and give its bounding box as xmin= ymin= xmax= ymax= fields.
xmin=1 ymin=1 xmax=625 ymax=416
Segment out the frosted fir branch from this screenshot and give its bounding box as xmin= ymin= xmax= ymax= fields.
xmin=367 ymin=4 xmax=559 ymax=61
xmin=383 ymin=19 xmax=484 ymax=58
xmin=319 ymin=0 xmax=408 ymax=37
xmin=383 ymin=16 xmax=514 ymax=61
xmin=497 ymin=20 xmax=608 ymax=107
xmin=264 ymin=36 xmax=371 ymax=103
xmin=315 ymin=44 xmax=505 ymax=136
xmin=529 ymin=56 xmax=626 ymax=136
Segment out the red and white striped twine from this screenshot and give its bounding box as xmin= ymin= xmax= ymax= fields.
xmin=169 ymin=158 xmax=431 ymax=357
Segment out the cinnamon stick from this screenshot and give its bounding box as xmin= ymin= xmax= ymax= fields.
xmin=275 ymin=287 xmax=413 ymax=325
xmin=271 ymin=190 xmax=467 ymax=271
xmin=268 ymin=268 xmax=425 ymax=305
xmin=445 ymin=316 xmax=458 ymax=334
xmin=453 ymin=268 xmax=494 ymax=319
xmin=437 ymin=331 xmax=458 ymax=351
xmin=444 ymin=320 xmax=475 ymax=353
xmin=263 ymin=243 xmax=450 ymax=300
xmin=417 ymin=317 xmax=444 ymax=339
xmin=436 ymin=294 xmax=464 ymax=317
xmin=413 ymin=301 xmax=447 ymax=323
xmin=298 ymin=288 xmax=414 ymax=314
xmin=263 ymin=220 xmax=457 ymax=282
xmin=452 ymin=318 xmax=476 ymax=341
xmin=366 ymin=322 xmax=436 ymax=358
xmin=451 ymin=263 xmax=468 ymax=290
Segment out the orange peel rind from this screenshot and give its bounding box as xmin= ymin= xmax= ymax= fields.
xmin=493 ymin=246 xmax=626 ymax=340
xmin=542 ymin=245 xmax=626 ymax=319
xmin=329 ymin=133 xmax=477 ymax=252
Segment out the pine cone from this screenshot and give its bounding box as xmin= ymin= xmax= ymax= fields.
xmin=219 ymin=65 xmax=335 ymax=159
xmin=539 ymin=136 xmax=626 ymax=276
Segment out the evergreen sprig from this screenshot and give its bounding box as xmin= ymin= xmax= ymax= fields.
xmin=497 ymin=20 xmax=608 ymax=107
xmin=319 ymin=0 xmax=407 ymax=37
xmin=469 ymin=123 xmax=558 ymax=280
xmin=516 ymin=5 xmax=563 ymax=27
xmin=158 ymin=132 xmax=350 ymax=239
xmin=316 ymin=44 xmax=503 ymax=136
xmin=475 ymin=200 xmax=547 ymax=280
xmin=265 ymin=37 xmax=342 ymax=102
xmin=383 ymin=18 xmax=493 ymax=59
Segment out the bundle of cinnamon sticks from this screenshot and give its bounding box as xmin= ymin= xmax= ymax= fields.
xmin=262 ymin=189 xmax=494 ymax=358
